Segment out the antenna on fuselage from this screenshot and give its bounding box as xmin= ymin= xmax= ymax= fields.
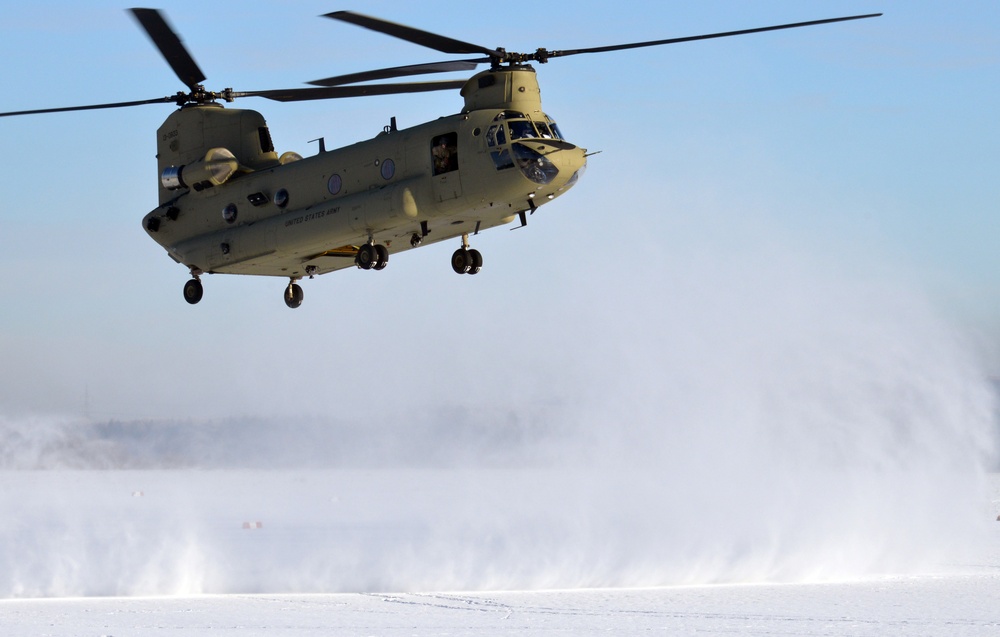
xmin=309 ymin=137 xmax=327 ymax=154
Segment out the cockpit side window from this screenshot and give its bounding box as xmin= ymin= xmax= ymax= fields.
xmin=431 ymin=132 xmax=458 ymax=175
xmin=487 ymin=124 xmax=507 ymax=148
xmin=491 ymin=149 xmax=514 ymax=171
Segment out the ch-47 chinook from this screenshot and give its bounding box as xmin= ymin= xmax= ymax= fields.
xmin=1 ymin=9 xmax=880 ymax=308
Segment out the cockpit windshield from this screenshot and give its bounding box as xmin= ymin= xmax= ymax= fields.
xmin=487 ymin=112 xmax=566 ymax=147
xmin=508 ymin=120 xmax=537 ymax=141
xmin=545 ymin=117 xmax=564 ymax=140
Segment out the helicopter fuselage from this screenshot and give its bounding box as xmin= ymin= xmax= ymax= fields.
xmin=142 ymin=66 xmax=587 ymax=281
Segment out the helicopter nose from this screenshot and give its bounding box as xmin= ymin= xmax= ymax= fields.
xmin=511 ymin=140 xmax=587 ymax=187
xmin=551 ymin=143 xmax=587 ymax=179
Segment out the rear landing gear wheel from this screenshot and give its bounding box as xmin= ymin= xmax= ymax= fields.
xmin=183 ymin=278 xmax=203 ymax=305
xmin=284 ymin=283 xmax=304 ymax=309
xmin=373 ymin=244 xmax=389 ymax=270
xmin=451 ymin=248 xmax=471 ymax=274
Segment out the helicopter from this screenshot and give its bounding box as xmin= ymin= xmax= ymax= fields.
xmin=1 ymin=9 xmax=881 ymax=308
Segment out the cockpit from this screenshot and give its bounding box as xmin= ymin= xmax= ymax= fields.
xmin=486 ymin=111 xmax=569 ymax=183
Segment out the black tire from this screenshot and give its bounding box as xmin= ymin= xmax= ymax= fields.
xmin=451 ymin=248 xmax=471 ymax=274
xmin=374 ymin=244 xmax=389 ymax=270
xmin=183 ymin=279 xmax=203 ymax=305
xmin=468 ymin=249 xmax=483 ymax=275
xmin=284 ymin=283 xmax=304 ymax=309
xmin=356 ymin=244 xmax=376 ymax=270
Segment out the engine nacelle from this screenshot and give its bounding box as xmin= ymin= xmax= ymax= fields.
xmin=161 ymin=147 xmax=239 ymax=191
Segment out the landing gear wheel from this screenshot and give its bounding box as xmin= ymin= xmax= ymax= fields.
xmin=183 ymin=278 xmax=203 ymax=305
xmin=284 ymin=283 xmax=304 ymax=309
xmin=451 ymin=248 xmax=471 ymax=274
xmin=356 ymin=243 xmax=377 ymax=270
xmin=468 ymin=249 xmax=483 ymax=275
xmin=373 ymin=244 xmax=389 ymax=271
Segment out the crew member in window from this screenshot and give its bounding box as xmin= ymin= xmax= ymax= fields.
xmin=433 ymin=136 xmax=452 ymax=174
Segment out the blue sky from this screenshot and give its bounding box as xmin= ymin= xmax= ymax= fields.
xmin=1 ymin=1 xmax=997 ymax=421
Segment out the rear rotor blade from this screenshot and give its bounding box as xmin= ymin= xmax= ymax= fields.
xmin=309 ymin=59 xmax=488 ymax=87
xmin=324 ymin=11 xmax=501 ymax=58
xmin=541 ymin=13 xmax=882 ymax=61
xmin=129 ymin=8 xmax=207 ymax=90
xmin=241 ymin=80 xmax=467 ymax=103
xmin=0 ymin=95 xmax=181 ymax=118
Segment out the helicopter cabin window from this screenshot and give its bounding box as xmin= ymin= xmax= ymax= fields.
xmin=431 ymin=133 xmax=458 ymax=175
xmin=258 ymin=127 xmax=275 ymax=154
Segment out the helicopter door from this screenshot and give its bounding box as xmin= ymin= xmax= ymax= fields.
xmin=430 ymin=132 xmax=462 ymax=202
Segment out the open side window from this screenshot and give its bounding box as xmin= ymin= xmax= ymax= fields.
xmin=431 ymin=132 xmax=458 ymax=175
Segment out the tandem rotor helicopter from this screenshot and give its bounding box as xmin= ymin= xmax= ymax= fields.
xmin=2 ymin=8 xmax=880 ymax=308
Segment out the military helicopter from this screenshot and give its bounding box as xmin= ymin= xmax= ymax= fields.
xmin=1 ymin=9 xmax=880 ymax=308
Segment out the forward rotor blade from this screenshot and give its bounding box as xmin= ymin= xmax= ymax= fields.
xmin=324 ymin=11 xmax=500 ymax=58
xmin=0 ymin=96 xmax=180 ymax=118
xmin=129 ymin=8 xmax=207 ymax=90
xmin=241 ymin=80 xmax=467 ymax=102
xmin=542 ymin=13 xmax=882 ymax=61
xmin=309 ymin=59 xmax=488 ymax=87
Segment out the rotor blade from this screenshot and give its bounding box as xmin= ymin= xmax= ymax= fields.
xmin=240 ymin=80 xmax=467 ymax=103
xmin=129 ymin=8 xmax=207 ymax=90
xmin=324 ymin=11 xmax=501 ymax=58
xmin=309 ymin=59 xmax=489 ymax=87
xmin=541 ymin=13 xmax=882 ymax=61
xmin=0 ymin=96 xmax=180 ymax=118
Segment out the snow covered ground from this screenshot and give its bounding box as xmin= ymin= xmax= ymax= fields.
xmin=1 ymin=289 xmax=998 ymax=635
xmin=13 ymin=573 xmax=1000 ymax=636
xmin=0 ymin=469 xmax=998 ymax=636
xmin=4 ymin=574 xmax=1000 ymax=636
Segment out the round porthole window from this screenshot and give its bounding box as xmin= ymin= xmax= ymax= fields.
xmin=223 ymin=203 xmax=238 ymax=224
xmin=327 ymin=174 xmax=342 ymax=195
xmin=274 ymin=188 xmax=289 ymax=208
xmin=381 ymin=158 xmax=395 ymax=180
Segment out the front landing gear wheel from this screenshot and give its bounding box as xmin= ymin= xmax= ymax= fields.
xmin=452 ymin=248 xmax=483 ymax=275
xmin=183 ymin=278 xmax=203 ymax=305
xmin=284 ymin=283 xmax=304 ymax=309
xmin=451 ymin=248 xmax=471 ymax=274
